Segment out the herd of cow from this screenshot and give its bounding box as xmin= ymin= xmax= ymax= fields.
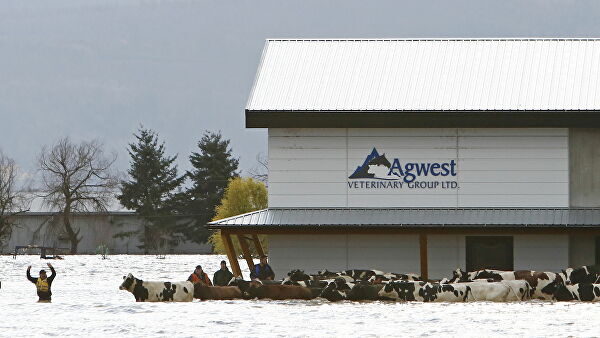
xmin=119 ymin=265 xmax=600 ymax=303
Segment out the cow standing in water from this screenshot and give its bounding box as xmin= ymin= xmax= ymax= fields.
xmin=119 ymin=273 xmax=193 ymax=302
xmin=447 ymin=268 xmax=560 ymax=300
xmin=542 ymin=280 xmax=600 ymax=301
xmin=562 ymin=265 xmax=600 ymax=285
xmin=233 ymin=279 xmax=319 ymax=300
xmin=378 ymin=281 xmax=470 ymax=302
xmin=193 ymin=283 xmax=242 ymax=300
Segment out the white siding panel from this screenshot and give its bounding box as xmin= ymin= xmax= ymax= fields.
xmin=348 ymin=136 xmax=457 ymax=149
xmin=269 ymin=183 xmax=347 ymax=195
xmin=459 ymin=158 xmax=568 ymax=171
xmin=270 ymin=128 xmax=347 ymax=137
xmin=348 ymin=194 xmax=458 ymax=208
xmin=268 ymin=128 xmax=568 ymax=208
xmin=460 ymin=171 xmax=568 ymax=183
xmin=269 ymin=136 xmax=347 ymax=149
xmin=458 ymin=194 xmax=568 ymax=207
xmin=458 ymin=128 xmax=568 ymax=136
xmin=459 ymin=183 xmax=568 ymax=195
xmin=270 ymin=148 xmax=347 ymax=159
xmin=349 ymin=148 xmax=457 ymax=159
xmin=460 ymin=148 xmax=567 ymax=159
xmin=348 ymin=234 xmax=420 ymax=273
xmin=459 ymin=137 xmax=567 ymax=149
xmin=348 ymin=128 xmax=458 ymax=137
xmin=269 ymin=171 xmax=347 ymax=183
xmin=428 ymin=235 xmax=464 ymax=280
xmin=269 ymin=235 xmax=348 ymax=278
xmin=514 ymin=235 xmax=569 ymax=271
xmin=269 ymin=234 xmax=421 ymax=279
xmin=270 ymin=195 xmax=347 ymax=208
xmin=270 ymin=158 xmax=347 ymax=171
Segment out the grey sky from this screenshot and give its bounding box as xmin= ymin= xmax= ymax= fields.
xmin=1 ymin=0 xmax=599 ymax=180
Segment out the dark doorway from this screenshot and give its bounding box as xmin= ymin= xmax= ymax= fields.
xmin=466 ymin=236 xmax=514 ymax=271
xmin=595 ymin=237 xmax=600 ymax=265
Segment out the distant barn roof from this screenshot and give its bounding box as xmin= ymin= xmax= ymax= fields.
xmin=248 ymin=38 xmax=600 ymax=111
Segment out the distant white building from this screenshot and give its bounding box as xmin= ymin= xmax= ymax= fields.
xmin=4 ymin=196 xmax=211 ymax=254
xmin=211 ymin=39 xmax=600 ymax=279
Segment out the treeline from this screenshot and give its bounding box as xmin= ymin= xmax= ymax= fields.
xmin=0 ymin=127 xmax=267 ymax=254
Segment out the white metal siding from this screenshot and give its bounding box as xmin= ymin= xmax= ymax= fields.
xmin=248 ymin=39 xmax=600 ymax=111
xmin=513 ymin=234 xmax=569 ymax=272
xmin=269 ymin=128 xmax=568 ymax=208
xmin=428 ymin=235 xmax=465 ymax=280
xmin=268 ymin=234 xmax=420 ymax=279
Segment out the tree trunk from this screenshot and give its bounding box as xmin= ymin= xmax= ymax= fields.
xmin=143 ymin=224 xmax=149 ymax=255
xmin=63 ymin=204 xmax=80 ymax=254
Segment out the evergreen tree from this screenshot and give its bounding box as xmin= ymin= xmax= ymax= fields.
xmin=117 ymin=128 xmax=185 ymax=254
xmin=184 ymin=131 xmax=239 ymax=243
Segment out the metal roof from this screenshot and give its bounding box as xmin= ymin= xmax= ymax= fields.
xmin=247 ymin=39 xmax=600 ymax=112
xmin=208 ymin=207 xmax=600 ymax=229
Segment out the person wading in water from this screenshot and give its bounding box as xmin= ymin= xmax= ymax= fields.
xmin=188 ymin=265 xmax=212 ymax=286
xmin=27 ymin=263 xmax=56 ymax=302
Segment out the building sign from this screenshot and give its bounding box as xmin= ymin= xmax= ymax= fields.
xmin=348 ymin=148 xmax=458 ymax=190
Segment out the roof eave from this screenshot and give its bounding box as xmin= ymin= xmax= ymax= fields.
xmin=246 ymin=110 xmax=600 ymax=128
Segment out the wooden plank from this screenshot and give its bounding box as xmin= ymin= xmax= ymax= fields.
xmin=221 ymin=231 xmax=242 ymax=277
xmin=252 ymin=234 xmax=266 ymax=257
xmin=237 ymin=234 xmax=255 ymax=271
xmin=419 ymin=233 xmax=428 ymax=280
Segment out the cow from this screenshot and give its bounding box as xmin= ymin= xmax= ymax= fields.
xmin=319 ymin=278 xmax=356 ymax=301
xmin=368 ymin=272 xmax=422 ymax=284
xmin=193 ymin=283 xmax=242 ymax=300
xmin=119 ymin=273 xmax=193 ymax=302
xmin=378 ymin=281 xmax=427 ymax=302
xmin=447 ymin=268 xmax=559 ymax=300
xmin=234 ymin=279 xmax=318 ymax=300
xmin=542 ymin=280 xmax=600 ymax=301
xmin=562 ymin=265 xmax=600 ymax=285
xmin=315 ymin=270 xmax=355 ymax=283
xmin=281 ymin=270 xmax=329 ymax=288
xmin=378 ymin=281 xmax=470 ymax=302
xmin=320 ymin=278 xmax=383 ymax=301
xmin=466 ymin=280 xmax=531 ymax=302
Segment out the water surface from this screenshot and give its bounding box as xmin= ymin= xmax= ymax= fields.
xmin=0 ymin=255 xmax=597 ymax=337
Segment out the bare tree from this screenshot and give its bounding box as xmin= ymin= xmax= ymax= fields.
xmin=38 ymin=138 xmax=118 ymax=254
xmin=248 ymin=153 xmax=268 ymax=185
xmin=0 ymin=151 xmax=28 ymax=248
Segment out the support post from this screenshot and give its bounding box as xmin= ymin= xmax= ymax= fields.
xmin=419 ymin=233 xmax=428 ymax=280
xmin=251 ymin=234 xmax=265 ymax=257
xmin=221 ymin=231 xmax=242 ymax=277
xmin=237 ymin=234 xmax=255 ymax=271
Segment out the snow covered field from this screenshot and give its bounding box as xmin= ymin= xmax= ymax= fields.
xmin=0 ymin=255 xmax=598 ymax=337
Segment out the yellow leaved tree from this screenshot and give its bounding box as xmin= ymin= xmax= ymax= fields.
xmin=209 ymin=177 xmax=268 ymax=255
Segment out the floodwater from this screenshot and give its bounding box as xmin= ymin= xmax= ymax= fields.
xmin=0 ymin=255 xmax=598 ymax=338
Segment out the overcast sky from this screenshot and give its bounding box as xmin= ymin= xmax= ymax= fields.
xmin=1 ymin=0 xmax=599 ymax=181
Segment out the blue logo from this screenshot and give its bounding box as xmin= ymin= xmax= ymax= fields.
xmin=349 ymin=147 xmax=457 ymax=184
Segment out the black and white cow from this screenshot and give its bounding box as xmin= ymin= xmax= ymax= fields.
xmin=542 ymin=280 xmax=600 ymax=301
xmin=447 ymin=268 xmax=559 ymax=300
xmin=319 ymin=278 xmax=385 ymax=301
xmin=119 ymin=273 xmax=193 ymax=302
xmin=378 ymin=281 xmax=470 ymax=302
xmin=562 ymin=265 xmax=600 ymax=285
xmin=281 ymin=270 xmax=329 ymax=288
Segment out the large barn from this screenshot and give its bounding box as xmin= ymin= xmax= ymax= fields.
xmin=209 ymin=39 xmax=600 ymax=280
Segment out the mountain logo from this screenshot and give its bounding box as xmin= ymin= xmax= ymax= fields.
xmin=349 ymin=148 xmax=393 ymax=180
